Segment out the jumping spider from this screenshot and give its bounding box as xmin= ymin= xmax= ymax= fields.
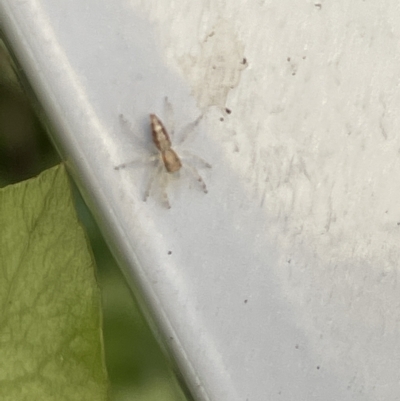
xmin=115 ymin=100 xmax=211 ymax=208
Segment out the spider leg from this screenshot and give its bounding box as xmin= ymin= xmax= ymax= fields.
xmin=159 ymin=170 xmax=172 ymax=209
xmin=114 ymin=154 xmax=158 ymax=170
xmin=179 ymin=150 xmax=211 ymax=169
xmin=163 ymin=96 xmax=175 ymax=138
xmin=178 ymin=114 xmax=204 ymax=144
xmin=185 ymin=164 xmax=208 ymax=194
xmin=119 ymin=113 xmax=135 ymax=132
xmin=144 ymin=162 xmax=163 ymax=202
xmin=119 ymin=114 xmax=153 ymax=151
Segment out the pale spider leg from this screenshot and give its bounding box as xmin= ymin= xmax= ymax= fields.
xmin=159 ymin=170 xmax=172 ymax=209
xmin=179 ymin=150 xmax=212 ymax=169
xmin=119 ymin=113 xmax=135 ymax=131
xmin=163 ymin=96 xmax=175 ymax=138
xmin=184 ymin=164 xmax=208 ymax=194
xmin=119 ymin=114 xmax=153 ymax=152
xmin=143 ymin=161 xmax=164 ymax=202
xmin=114 ymin=155 xmax=158 ymax=170
xmin=177 ymin=114 xmax=204 ymax=145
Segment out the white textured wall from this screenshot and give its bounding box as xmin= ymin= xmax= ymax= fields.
xmin=143 ymin=2 xmax=400 ymax=397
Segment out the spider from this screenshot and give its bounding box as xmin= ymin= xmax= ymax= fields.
xmin=115 ymin=101 xmax=211 ymax=208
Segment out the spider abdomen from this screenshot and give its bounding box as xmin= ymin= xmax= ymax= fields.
xmin=162 ymin=149 xmax=182 ymax=173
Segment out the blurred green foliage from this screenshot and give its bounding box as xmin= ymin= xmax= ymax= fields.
xmin=0 ymin=165 xmax=109 ymax=400
xmin=0 ymin=39 xmax=187 ymax=401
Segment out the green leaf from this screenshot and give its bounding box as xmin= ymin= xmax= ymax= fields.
xmin=0 ymin=164 xmax=109 ymax=401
